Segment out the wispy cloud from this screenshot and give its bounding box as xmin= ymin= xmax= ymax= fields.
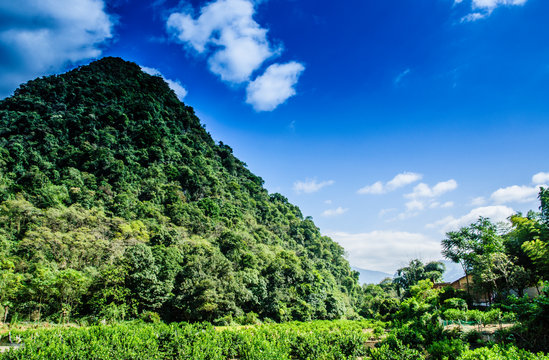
xmin=456 ymin=0 xmax=528 ymax=22
xmin=322 ymin=207 xmax=348 ymax=217
xmin=0 ymin=0 xmax=114 ymax=97
xmin=379 ymin=208 xmax=397 ymax=217
xmin=470 ymin=196 xmax=486 ymax=206
xmin=406 ymin=200 xmax=425 ymax=211
xmin=394 ymin=68 xmax=411 ymax=85
xmin=141 ymin=66 xmax=187 ymax=100
xmin=293 ymin=179 xmax=334 ymax=194
xmin=430 ymin=201 xmax=454 ymax=209
xmin=358 ymin=172 xmax=422 ymax=195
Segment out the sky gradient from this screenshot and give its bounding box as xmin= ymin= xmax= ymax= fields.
xmin=1 ymin=0 xmax=548 ymax=277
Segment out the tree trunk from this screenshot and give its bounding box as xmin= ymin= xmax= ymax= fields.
xmin=464 ymin=272 xmax=471 ymax=296
xmin=3 ymin=306 xmax=8 ymax=323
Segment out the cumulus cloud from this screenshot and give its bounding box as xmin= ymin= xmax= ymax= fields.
xmin=358 ymin=172 xmax=422 ymax=195
xmin=245 ymin=62 xmax=304 ymax=111
xmin=490 ymin=185 xmax=544 ymax=204
xmin=166 ymin=0 xmax=304 ymax=110
xmin=427 ymin=205 xmax=515 ymax=233
xmin=533 ymin=172 xmax=549 ymax=185
xmin=405 ymin=179 xmax=458 ymax=199
xmin=293 ymin=179 xmax=334 ymax=194
xmin=322 ymin=207 xmax=348 ymax=217
xmin=457 ymin=0 xmax=528 ymax=22
xmin=328 ymin=230 xmax=441 ymax=274
xmin=0 ymin=0 xmax=114 ymax=98
xmin=167 ymin=0 xmax=274 ymax=83
xmin=141 ymin=66 xmax=188 ymax=100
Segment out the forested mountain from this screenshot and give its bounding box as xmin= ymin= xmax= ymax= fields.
xmin=0 ymin=57 xmax=361 ymax=324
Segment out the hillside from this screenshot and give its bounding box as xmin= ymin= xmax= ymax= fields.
xmin=0 ymin=57 xmax=361 ymax=324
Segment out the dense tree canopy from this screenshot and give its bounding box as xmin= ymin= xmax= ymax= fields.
xmin=0 ymin=57 xmax=360 ymax=323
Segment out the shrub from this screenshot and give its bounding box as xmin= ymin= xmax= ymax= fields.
xmin=428 ymin=338 xmax=469 ymax=360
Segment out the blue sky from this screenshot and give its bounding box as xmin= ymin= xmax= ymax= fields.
xmin=1 ymin=0 xmax=548 ymax=276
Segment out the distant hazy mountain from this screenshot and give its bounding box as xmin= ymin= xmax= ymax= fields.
xmin=352 ymin=267 xmax=392 ymax=285
xmin=353 ymin=260 xmax=464 ymax=286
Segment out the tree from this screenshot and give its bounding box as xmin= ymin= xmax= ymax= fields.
xmin=520 ymin=188 xmax=549 ymax=279
xmin=442 ymin=217 xmax=504 ymax=296
xmin=52 ymin=268 xmax=91 ymax=323
xmin=393 ymin=259 xmax=445 ymax=297
xmin=0 ymin=258 xmax=23 ymax=323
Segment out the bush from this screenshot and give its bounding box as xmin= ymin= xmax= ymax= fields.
xmin=458 ymin=344 xmax=549 ymax=360
xmin=369 ymin=341 xmax=425 ymax=360
xmin=428 ymin=338 xmax=469 ymax=360
xmin=443 ymin=298 xmax=468 ymax=312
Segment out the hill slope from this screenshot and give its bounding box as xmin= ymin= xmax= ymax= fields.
xmin=0 ymin=57 xmax=360 ymax=323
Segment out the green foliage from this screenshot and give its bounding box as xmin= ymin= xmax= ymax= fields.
xmin=0 ymin=57 xmax=360 ymax=323
xmin=0 ymin=320 xmax=383 ymax=360
xmin=458 ymin=345 xmax=549 ymax=360
xmin=427 ymin=338 xmax=469 ymax=360
xmin=393 ymin=259 xmax=445 ymax=297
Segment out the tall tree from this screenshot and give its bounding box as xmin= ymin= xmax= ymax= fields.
xmin=393 ymin=259 xmax=445 ymax=297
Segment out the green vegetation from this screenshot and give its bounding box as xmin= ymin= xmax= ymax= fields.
xmin=0 ymin=320 xmax=383 ymax=360
xmin=0 ymin=57 xmax=359 ymax=324
xmin=0 ymin=57 xmax=548 ymax=358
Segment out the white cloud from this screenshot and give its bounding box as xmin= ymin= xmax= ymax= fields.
xmin=387 ymin=172 xmax=423 ymax=190
xmin=427 ymin=205 xmax=515 ymax=233
xmin=406 ymin=179 xmax=458 ymax=199
xmin=245 ymin=61 xmax=304 ymax=111
xmin=141 ymin=66 xmax=187 ymax=100
xmin=322 ymin=207 xmax=348 ymax=217
xmin=328 ymin=230 xmax=441 ymax=274
xmin=430 ymin=201 xmax=454 ymax=209
xmin=0 ymin=0 xmax=114 ymax=98
xmin=394 ymin=68 xmax=411 ymax=85
xmin=457 ymin=0 xmax=528 ymax=22
xmin=358 ymin=181 xmax=385 ymax=195
xmin=441 ymin=201 xmax=454 ymax=208
xmin=426 ymin=216 xmax=455 ymax=229
xmin=293 ymin=179 xmax=334 ymax=194
xmin=471 ymin=196 xmax=486 ymax=206
xmin=167 ymin=0 xmax=274 ymax=83
xmin=406 ymin=200 xmax=425 ymax=211
xmin=166 ymin=0 xmax=304 ymax=110
xmin=358 ymin=172 xmax=422 ymax=195
xmin=472 ymin=0 xmax=527 ymax=10
xmin=379 ymin=208 xmax=397 ymax=217
xmin=533 ymin=172 xmax=549 ymax=185
xmin=324 ymin=200 xmax=333 ymax=205
xmin=490 ymin=185 xmax=543 ymax=204
xmin=461 ymin=12 xmax=487 ymax=22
